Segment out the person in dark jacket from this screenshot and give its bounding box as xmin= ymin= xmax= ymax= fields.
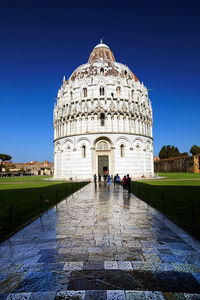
xmin=126 ymin=174 xmax=131 ymax=193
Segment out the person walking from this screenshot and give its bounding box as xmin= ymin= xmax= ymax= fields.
xmin=107 ymin=174 xmax=111 ymax=189
xmin=123 ymin=175 xmax=127 ymax=192
xmin=114 ymin=175 xmax=117 ymax=187
xmin=126 ymin=174 xmax=131 ymax=194
xmin=116 ymin=174 xmax=120 ymax=185
xmin=98 ymin=174 xmax=101 ymax=182
xmin=93 ymin=174 xmax=97 ymax=184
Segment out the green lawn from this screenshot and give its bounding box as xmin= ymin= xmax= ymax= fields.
xmin=132 ymin=177 xmax=200 ymax=237
xmin=158 ymin=172 xmax=200 ymax=179
xmin=0 ymin=175 xmax=52 ymax=182
xmin=0 ymin=178 xmax=88 ymax=241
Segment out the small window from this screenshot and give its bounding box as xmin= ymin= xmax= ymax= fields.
xmin=67 ymin=146 xmax=71 ymax=160
xmin=83 ymin=88 xmax=87 ymax=97
xmin=131 ymin=90 xmax=134 ymax=99
xmin=116 ymin=86 xmax=121 ymax=95
xmin=70 ymin=91 xmax=73 ymax=101
xmin=100 ymin=113 xmax=105 ymax=126
xmin=100 ymin=67 xmax=104 ymax=74
xmin=124 ymin=70 xmax=127 ymax=78
xmin=120 ymin=144 xmax=125 ymax=157
xmin=82 ymin=145 xmax=86 ymax=158
xmin=100 ymin=86 xmax=104 ymax=96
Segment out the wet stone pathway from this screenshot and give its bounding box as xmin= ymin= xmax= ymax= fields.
xmin=0 ymin=183 xmax=200 ymax=299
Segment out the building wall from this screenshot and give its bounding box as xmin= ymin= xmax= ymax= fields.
xmin=54 ymin=133 xmax=153 ymax=180
xmin=154 ymin=155 xmax=200 ymax=173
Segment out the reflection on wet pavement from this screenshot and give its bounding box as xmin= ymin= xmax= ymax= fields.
xmin=0 ymin=183 xmax=200 ymax=299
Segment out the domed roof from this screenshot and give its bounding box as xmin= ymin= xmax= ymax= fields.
xmin=68 ymin=43 xmax=138 ymax=82
xmin=94 ymin=43 xmax=109 ymax=49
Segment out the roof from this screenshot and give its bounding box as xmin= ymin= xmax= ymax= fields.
xmin=67 ymin=43 xmax=138 ymax=82
xmin=94 ymin=43 xmax=109 ymax=49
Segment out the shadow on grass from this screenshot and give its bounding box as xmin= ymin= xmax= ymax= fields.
xmin=0 ymin=182 xmax=88 ymax=241
xmin=131 ymin=182 xmax=200 ymax=237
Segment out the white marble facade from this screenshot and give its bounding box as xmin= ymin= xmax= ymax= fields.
xmin=53 ymin=43 xmax=154 ymax=180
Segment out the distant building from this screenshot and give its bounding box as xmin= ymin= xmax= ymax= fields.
xmin=0 ymin=161 xmax=54 ymax=176
xmin=53 ymin=42 xmax=154 ymax=180
xmin=154 ymin=155 xmax=200 ymax=173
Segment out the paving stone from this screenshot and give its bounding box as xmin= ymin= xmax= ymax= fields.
xmin=63 ymin=261 xmax=83 ymax=271
xmin=5 ymin=293 xmax=32 ymax=300
xmin=55 ymin=290 xmax=85 ymax=300
xmin=107 ymin=290 xmax=126 ymax=300
xmin=83 ymin=261 xmax=104 ymax=270
xmin=118 ymin=261 xmax=133 ymax=270
xmin=30 ymin=291 xmax=57 ymax=299
xmin=104 ymin=261 xmax=118 ymax=270
xmin=85 ymin=290 xmax=107 ymax=300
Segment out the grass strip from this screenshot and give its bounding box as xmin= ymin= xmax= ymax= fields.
xmin=0 ymin=181 xmax=88 ymax=241
xmin=158 ymin=173 xmax=200 ymax=179
xmin=131 ymin=180 xmax=200 ymax=237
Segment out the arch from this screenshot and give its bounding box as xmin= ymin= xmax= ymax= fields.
xmin=54 ymin=142 xmax=61 ymax=152
xmin=97 ymin=140 xmax=110 ymax=150
xmin=94 ymin=136 xmax=113 ymax=147
xmin=62 ymin=138 xmax=73 ymax=151
xmin=115 ymin=136 xmax=131 ymax=146
xmin=75 ymin=137 xmax=91 ymax=147
xmin=133 ymin=137 xmax=144 ymax=149
xmin=145 ymin=140 xmax=152 ymax=151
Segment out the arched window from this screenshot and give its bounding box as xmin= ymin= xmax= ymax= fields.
xmin=70 ymin=91 xmax=73 ymax=101
xmin=100 ymin=86 xmax=104 ymax=96
xmin=120 ymin=144 xmax=125 ymax=157
xmin=83 ymin=88 xmax=87 ymax=97
xmin=100 ymin=67 xmax=104 ymax=74
xmin=100 ymin=113 xmax=105 ymax=126
xmin=82 ymin=145 xmax=86 ymax=158
xmin=97 ymin=141 xmax=109 ymax=150
xmin=116 ymin=86 xmax=121 ymax=95
xmin=124 ymin=70 xmax=127 ymax=78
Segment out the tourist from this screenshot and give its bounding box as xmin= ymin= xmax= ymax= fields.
xmin=107 ymin=174 xmax=111 ymax=188
xmin=123 ymin=175 xmax=127 ymax=191
xmin=114 ymin=175 xmax=117 ymax=187
xmin=98 ymin=174 xmax=101 ymax=182
xmin=93 ymin=174 xmax=97 ymax=184
xmin=116 ymin=174 xmax=120 ymax=185
xmin=126 ymin=174 xmax=131 ymax=193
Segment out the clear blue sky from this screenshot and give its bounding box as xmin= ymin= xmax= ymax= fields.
xmin=0 ymin=0 xmax=199 ymax=163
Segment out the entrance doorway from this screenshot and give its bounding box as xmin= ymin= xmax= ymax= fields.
xmin=98 ymin=155 xmax=109 ymax=176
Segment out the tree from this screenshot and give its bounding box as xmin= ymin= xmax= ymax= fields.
xmin=190 ymin=145 xmax=200 ymax=156
xmin=0 ymin=154 xmax=12 ymax=163
xmin=159 ymin=145 xmax=187 ymax=159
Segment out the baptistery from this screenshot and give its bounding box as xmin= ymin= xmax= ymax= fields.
xmin=53 ymin=42 xmax=154 ymax=180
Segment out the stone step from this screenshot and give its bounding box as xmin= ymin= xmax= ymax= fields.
xmin=1 ymin=290 xmax=200 ymax=299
